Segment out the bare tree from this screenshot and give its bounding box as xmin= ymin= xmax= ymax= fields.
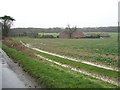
xmin=0 ymin=15 xmax=15 ymax=38
xmin=65 ymin=24 xmax=77 ymax=38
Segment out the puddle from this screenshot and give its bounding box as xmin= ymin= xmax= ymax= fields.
xmin=1 ymin=50 xmax=26 ymax=88
xmin=0 ymin=49 xmax=2 ymax=89
xmin=2 ymin=63 xmax=26 ymax=88
xmin=0 ymin=49 xmax=42 ymax=88
xmin=0 ymin=57 xmax=2 ymax=89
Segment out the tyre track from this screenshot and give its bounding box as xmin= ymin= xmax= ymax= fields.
xmin=35 ymin=54 xmax=118 ymax=86
xmin=20 ymin=41 xmax=118 ymax=72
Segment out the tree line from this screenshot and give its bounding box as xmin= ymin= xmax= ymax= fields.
xmin=0 ymin=15 xmax=118 ymax=39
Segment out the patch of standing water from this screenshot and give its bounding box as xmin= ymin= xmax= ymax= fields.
xmin=0 ymin=49 xmax=2 ymax=89
xmin=1 ymin=48 xmax=42 ymax=88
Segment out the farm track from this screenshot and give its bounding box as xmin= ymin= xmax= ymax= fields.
xmin=20 ymin=41 xmax=119 ymax=86
xmin=35 ymin=54 xmax=118 ymax=85
xmin=20 ymin=41 xmax=118 ymax=72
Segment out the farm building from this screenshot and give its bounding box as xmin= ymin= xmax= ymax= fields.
xmin=59 ymin=31 xmax=85 ymax=38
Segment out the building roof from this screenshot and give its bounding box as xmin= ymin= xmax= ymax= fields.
xmin=59 ymin=31 xmax=85 ymax=38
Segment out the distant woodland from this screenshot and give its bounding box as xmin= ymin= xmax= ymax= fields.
xmin=10 ymin=26 xmax=118 ymax=36
xmin=0 ymin=22 xmax=117 ymax=37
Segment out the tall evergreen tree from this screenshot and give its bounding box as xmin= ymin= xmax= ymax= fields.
xmin=0 ymin=15 xmax=15 ymax=38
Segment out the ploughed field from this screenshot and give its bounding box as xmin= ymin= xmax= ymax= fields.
xmin=3 ymin=32 xmax=118 ymax=88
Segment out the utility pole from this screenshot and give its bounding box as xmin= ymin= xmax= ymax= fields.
xmin=118 ymin=21 xmax=120 ymax=87
xmin=118 ymin=1 xmax=120 ymax=87
xmin=118 ymin=22 xmax=120 ymax=41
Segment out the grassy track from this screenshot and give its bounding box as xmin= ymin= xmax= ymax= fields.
xmin=2 ymin=44 xmax=117 ymax=88
xmin=32 ymin=48 xmax=118 ymax=81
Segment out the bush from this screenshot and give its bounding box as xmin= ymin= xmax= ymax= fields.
xmin=41 ymin=35 xmax=54 ymax=38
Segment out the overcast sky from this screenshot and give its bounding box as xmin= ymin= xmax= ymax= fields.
xmin=0 ymin=0 xmax=119 ymax=28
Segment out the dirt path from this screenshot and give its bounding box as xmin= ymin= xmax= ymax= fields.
xmin=0 ymin=48 xmax=42 ymax=88
xmin=20 ymin=41 xmax=118 ymax=72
